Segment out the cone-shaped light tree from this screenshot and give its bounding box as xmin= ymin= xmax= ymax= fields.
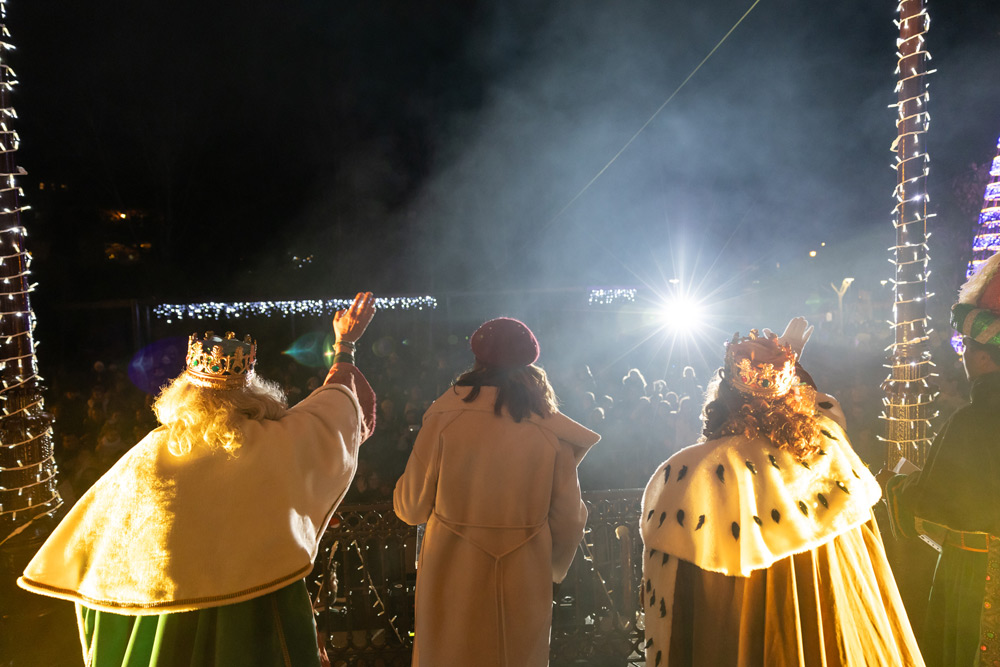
xmin=965 ymin=136 xmax=1000 ymax=278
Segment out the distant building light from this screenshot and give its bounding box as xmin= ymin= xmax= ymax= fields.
xmin=809 ymin=250 xmax=817 ymax=257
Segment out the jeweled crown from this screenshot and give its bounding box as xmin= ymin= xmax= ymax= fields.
xmin=185 ymin=331 xmax=257 ymax=389
xmin=724 ymin=330 xmax=798 ymax=398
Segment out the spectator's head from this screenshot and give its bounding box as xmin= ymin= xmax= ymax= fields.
xmin=651 ymin=379 xmax=667 ymax=398
xmin=663 ymin=391 xmax=679 ymax=410
xmin=622 ymin=368 xmax=647 ymax=400
xmin=675 ymin=395 xmax=697 ymax=417
xmin=58 ymin=432 xmax=82 ymax=455
xmin=86 ymin=404 xmax=104 ymax=424
xmin=653 ymin=400 xmax=674 ymax=423
xmin=98 ymin=422 xmax=122 ymax=447
xmin=404 ymin=403 xmax=423 ymax=426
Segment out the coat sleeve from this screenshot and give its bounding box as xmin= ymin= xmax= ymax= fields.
xmin=323 ymin=362 xmax=376 ymax=441
xmin=548 ymin=439 xmax=588 ymax=583
xmin=393 ymin=411 xmax=448 ymax=526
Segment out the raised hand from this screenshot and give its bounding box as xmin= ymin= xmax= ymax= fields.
xmin=764 ymin=316 xmax=813 ymax=357
xmin=333 ymin=292 xmax=375 ymax=343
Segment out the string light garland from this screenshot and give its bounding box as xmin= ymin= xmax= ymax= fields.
xmin=156 ymin=290 xmax=648 ymax=322
xmin=0 ymin=0 xmax=60 ymax=546
xmin=349 ymin=539 xmax=406 ymax=645
xmin=881 ymin=0 xmax=937 ymax=470
xmin=153 ymin=296 xmax=438 ymax=323
xmin=588 ymin=288 xmax=638 ymax=306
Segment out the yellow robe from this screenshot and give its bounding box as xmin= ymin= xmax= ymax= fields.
xmin=640 ymin=416 xmax=923 ymax=666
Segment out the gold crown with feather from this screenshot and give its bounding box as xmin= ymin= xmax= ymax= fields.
xmin=184 ymin=331 xmax=257 ymax=389
xmin=724 ymin=330 xmax=798 ymax=398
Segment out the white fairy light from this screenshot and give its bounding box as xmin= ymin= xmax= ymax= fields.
xmin=587 ymin=288 xmax=637 ymax=306
xmin=882 ymin=0 xmax=937 ymax=469
xmin=152 ymin=296 xmax=439 ymax=322
xmin=0 ymin=5 xmax=61 ymax=541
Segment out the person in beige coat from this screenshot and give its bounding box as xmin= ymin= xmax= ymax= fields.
xmin=394 ymin=317 xmax=599 ymax=667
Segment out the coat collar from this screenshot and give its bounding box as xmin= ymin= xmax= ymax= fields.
xmin=428 ymin=385 xmax=600 ymax=465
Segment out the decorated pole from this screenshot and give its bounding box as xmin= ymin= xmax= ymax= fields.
xmin=882 ymin=0 xmax=936 ymax=470
xmin=0 ymin=0 xmax=60 ymax=551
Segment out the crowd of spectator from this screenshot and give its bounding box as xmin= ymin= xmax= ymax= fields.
xmin=45 ymin=313 xmax=970 ymax=508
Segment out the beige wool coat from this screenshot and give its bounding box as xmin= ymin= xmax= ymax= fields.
xmin=394 ymin=386 xmax=599 ymax=667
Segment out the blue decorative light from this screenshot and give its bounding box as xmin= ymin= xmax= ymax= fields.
xmin=965 ymin=136 xmax=1000 ymax=280
xmin=978 ymin=208 xmax=1000 ymax=225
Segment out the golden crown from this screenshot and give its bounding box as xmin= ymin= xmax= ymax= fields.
xmin=185 ymin=331 xmax=257 ymax=389
xmin=724 ymin=330 xmax=798 ymax=398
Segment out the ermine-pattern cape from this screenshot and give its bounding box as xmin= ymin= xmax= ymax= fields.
xmin=640 ymin=415 xmax=880 ymax=577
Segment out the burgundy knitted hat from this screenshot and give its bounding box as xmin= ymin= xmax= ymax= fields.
xmin=470 ymin=317 xmax=540 ymax=368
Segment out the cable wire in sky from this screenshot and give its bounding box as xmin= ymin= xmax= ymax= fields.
xmin=540 ymin=0 xmax=763 ymax=231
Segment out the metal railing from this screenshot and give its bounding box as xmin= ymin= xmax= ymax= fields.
xmin=314 ymin=490 xmax=647 ymax=666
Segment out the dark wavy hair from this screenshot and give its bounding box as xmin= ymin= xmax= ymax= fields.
xmin=701 ymin=368 xmax=822 ymax=460
xmin=454 ymin=361 xmax=558 ymax=423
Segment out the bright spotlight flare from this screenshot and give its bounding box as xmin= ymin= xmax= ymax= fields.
xmin=659 ymin=294 xmax=706 ymax=335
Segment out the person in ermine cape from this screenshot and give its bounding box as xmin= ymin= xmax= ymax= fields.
xmin=393 ymin=317 xmax=600 ymax=667
xmin=18 ymin=292 xmax=377 ymax=667
xmin=640 ymin=318 xmax=923 ymax=666
xmin=881 ymin=251 xmax=1000 ymax=667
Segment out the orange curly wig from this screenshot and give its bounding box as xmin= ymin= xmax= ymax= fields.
xmin=701 ymin=368 xmax=822 ymax=460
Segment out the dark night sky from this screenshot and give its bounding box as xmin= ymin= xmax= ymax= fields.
xmin=8 ymin=0 xmax=1000 ymax=308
